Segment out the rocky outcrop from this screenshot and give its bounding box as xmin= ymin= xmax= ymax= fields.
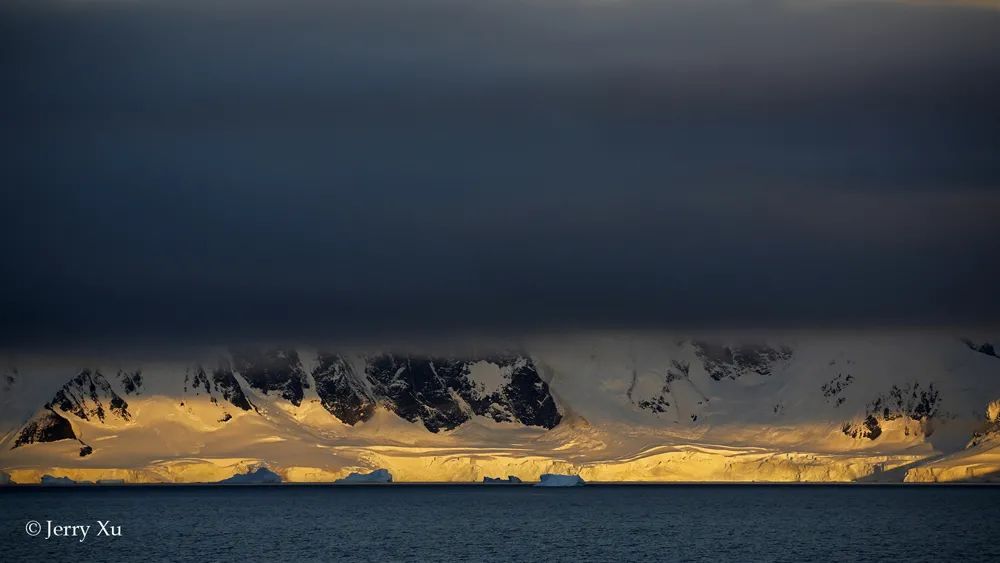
xmin=47 ymin=369 xmax=130 ymax=423
xmin=821 ymin=373 xmax=853 ymax=407
xmin=11 ymin=369 xmax=132 ymax=452
xmin=492 ymin=356 xmax=561 ymax=429
xmin=364 ymin=355 xmax=472 ymax=432
xmin=185 ymin=364 xmax=255 ymax=411
xmin=961 ymin=338 xmax=998 ymax=359
xmin=842 ymin=381 xmax=941 ymax=440
xmin=13 ymin=409 xmax=77 ymax=448
xmin=694 ymin=342 xmax=792 ymax=381
xmin=118 ymin=370 xmax=143 ymax=395
xmin=231 ymin=348 xmax=308 ymax=406
xmin=312 ymin=354 xmax=376 ymax=425
xmin=635 ymin=360 xmax=708 ymax=415
xmin=8 ymin=351 xmax=562 ymax=450
xmin=360 ymin=354 xmax=561 ymax=432
xmin=843 ymin=414 xmax=883 ymax=440
xmin=230 ymin=352 xmax=565 ymax=432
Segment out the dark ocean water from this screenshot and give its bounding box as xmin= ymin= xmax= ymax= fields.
xmin=2 ymin=485 xmax=999 ymax=562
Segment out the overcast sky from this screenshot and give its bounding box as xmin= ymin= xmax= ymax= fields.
xmin=1 ymin=0 xmax=998 ymax=346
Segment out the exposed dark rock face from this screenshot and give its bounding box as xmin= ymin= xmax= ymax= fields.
xmin=12 ymin=370 xmax=134 ymax=452
xmin=635 ymin=361 xmax=673 ymax=413
xmin=842 ymin=381 xmax=941 ymax=440
xmin=493 ymin=356 xmax=561 ymax=429
xmin=666 ymin=360 xmax=691 ymax=385
xmin=212 ymin=365 xmax=255 ymax=411
xmin=231 ymin=348 xmax=307 ymax=406
xmin=11 ymin=351 xmax=561 ymax=440
xmin=843 ymin=414 xmax=883 ymax=440
xmin=13 ymin=370 xmax=132 ymax=452
xmin=47 ymin=370 xmax=130 ymax=423
xmin=636 ymin=360 xmax=703 ymax=415
xmin=186 ymin=367 xmax=210 ymax=394
xmin=821 ymin=373 xmax=854 ymax=407
xmin=637 ymin=395 xmax=670 ymax=413
xmin=365 ymin=355 xmax=475 ymax=432
xmin=961 ymin=338 xmax=998 ymax=359
xmin=694 ymin=343 xmax=793 ymax=381
xmin=13 ymin=410 xmax=77 ymax=448
xmin=118 ymin=370 xmax=143 ymax=395
xmin=184 ymin=364 xmax=255 ymax=411
xmin=879 ymin=382 xmax=941 ymax=422
xmin=314 ymin=353 xmax=561 ymax=432
xmin=312 ymin=354 xmax=376 ymax=425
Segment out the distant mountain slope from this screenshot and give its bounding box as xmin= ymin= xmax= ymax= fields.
xmin=1 ymin=331 xmax=997 ymax=483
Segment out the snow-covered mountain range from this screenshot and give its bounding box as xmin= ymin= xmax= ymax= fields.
xmin=1 ymin=331 xmax=998 ymax=483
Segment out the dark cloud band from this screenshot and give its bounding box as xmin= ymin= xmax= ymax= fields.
xmin=2 ymin=0 xmax=999 ymax=345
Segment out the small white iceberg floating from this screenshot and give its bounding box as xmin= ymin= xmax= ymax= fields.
xmin=335 ymin=469 xmax=393 ymax=484
xmin=218 ymin=467 xmax=282 ymax=485
xmin=483 ymin=475 xmax=523 ymax=484
xmin=535 ymin=474 xmax=585 ymax=487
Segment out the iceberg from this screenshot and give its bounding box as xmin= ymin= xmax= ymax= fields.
xmin=483 ymin=475 xmax=523 ymax=484
xmin=0 ymin=471 xmax=13 ymax=485
xmin=40 ymin=474 xmax=76 ymax=486
xmin=97 ymin=479 xmax=126 ymax=485
xmin=218 ymin=467 xmax=282 ymax=485
xmin=335 ymin=468 xmax=392 ymax=484
xmin=535 ymin=474 xmax=585 ymax=487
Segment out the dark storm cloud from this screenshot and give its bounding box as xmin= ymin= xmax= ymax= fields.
xmin=1 ymin=0 xmax=999 ymax=345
